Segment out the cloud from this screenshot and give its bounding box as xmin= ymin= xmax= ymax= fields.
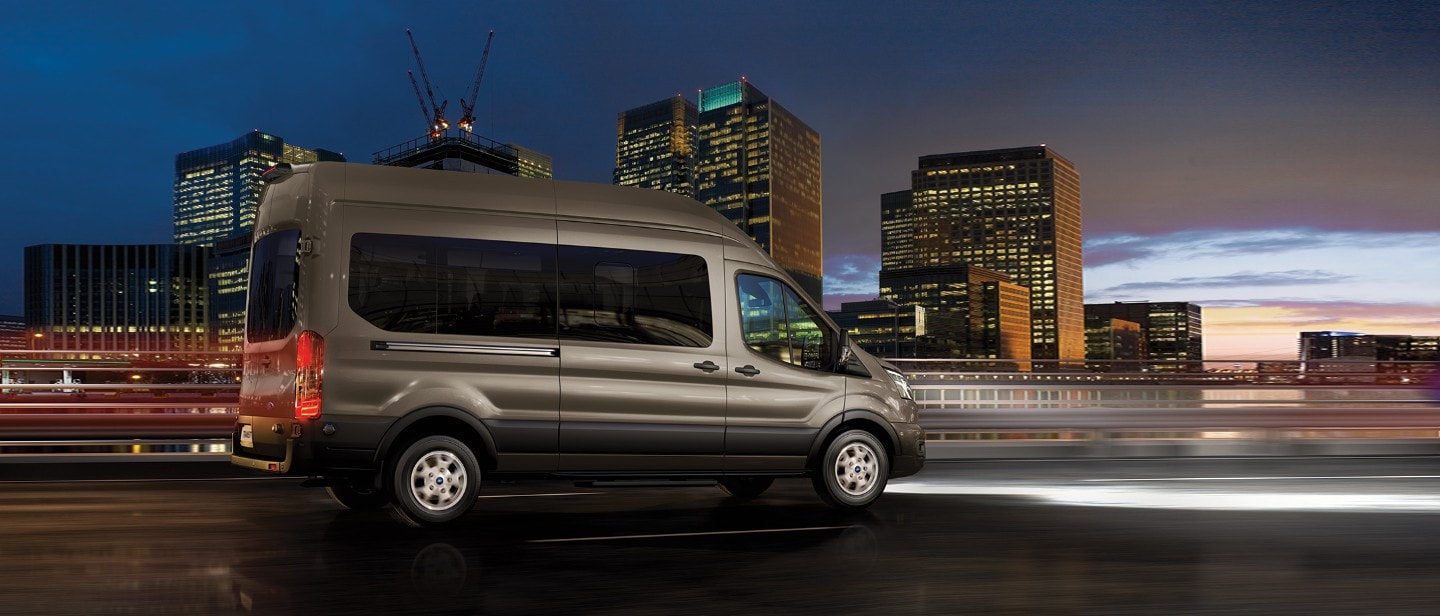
xmin=1085 ymin=228 xmax=1440 ymax=268
xmin=823 ymin=254 xmax=880 ymax=303
xmin=1095 ymin=270 xmax=1353 ymax=296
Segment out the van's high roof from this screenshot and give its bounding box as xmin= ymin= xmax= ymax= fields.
xmin=292 ymin=161 xmax=756 ymax=248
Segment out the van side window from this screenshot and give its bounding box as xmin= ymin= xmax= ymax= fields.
xmin=736 ymin=274 xmax=835 ymax=371
xmin=348 ymin=233 xmax=557 ymax=338
xmin=559 ymin=246 xmax=712 ymax=347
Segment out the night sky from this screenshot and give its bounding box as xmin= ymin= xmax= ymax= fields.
xmin=3 ymin=1 xmax=1437 ymax=358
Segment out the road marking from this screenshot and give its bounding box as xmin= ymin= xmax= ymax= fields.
xmin=478 ymin=492 xmax=601 ymax=499
xmin=1083 ymin=475 xmax=1440 ymax=483
xmin=529 ymin=525 xmax=856 ymax=544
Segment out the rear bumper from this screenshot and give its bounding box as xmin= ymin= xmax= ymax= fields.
xmin=230 ymin=415 xmax=300 ymax=474
xmin=889 ymin=422 xmax=926 ymax=478
xmin=230 ymin=413 xmax=394 ymax=475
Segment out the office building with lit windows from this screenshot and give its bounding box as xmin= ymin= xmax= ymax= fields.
xmin=1298 ymin=331 xmax=1439 ymax=381
xmin=1085 ymin=316 xmax=1144 ymax=362
xmin=174 ymin=130 xmax=344 ymax=247
xmin=174 ymin=130 xmax=344 ymax=350
xmin=694 ymin=79 xmax=823 ymax=301
xmin=880 ymin=190 xmax=915 ymax=272
xmin=827 ymin=300 xmax=926 ymax=359
xmin=0 ymin=315 xmax=25 ymax=351
xmin=1085 ymin=301 xmax=1203 ymax=365
xmin=904 ymin=146 xmax=1084 ymax=361
xmin=614 ymin=95 xmax=697 ymax=197
xmin=23 ymin=244 xmax=208 ymax=352
xmin=879 ymin=264 xmax=1031 ymax=361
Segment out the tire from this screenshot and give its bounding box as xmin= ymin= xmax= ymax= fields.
xmin=388 ymin=435 xmax=481 ymax=527
xmin=717 ymin=477 xmax=774 ymax=499
xmin=325 ymin=475 xmax=388 ymax=511
xmin=811 ymin=429 xmax=889 ymax=509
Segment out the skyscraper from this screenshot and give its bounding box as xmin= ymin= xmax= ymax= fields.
xmin=24 ymin=244 xmax=208 ymax=352
xmin=173 ymin=130 xmax=344 ymax=350
xmin=174 ymin=130 xmax=344 ymax=247
xmin=906 ymin=146 xmax=1084 ymax=361
xmin=694 ymin=79 xmax=823 ymax=301
xmin=614 ymin=95 xmax=697 ymax=197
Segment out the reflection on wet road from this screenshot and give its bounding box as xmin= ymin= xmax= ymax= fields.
xmin=4 ymin=457 xmax=1440 ymax=614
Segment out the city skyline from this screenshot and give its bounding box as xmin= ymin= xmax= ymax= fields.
xmin=2 ymin=2 xmax=1437 ymax=359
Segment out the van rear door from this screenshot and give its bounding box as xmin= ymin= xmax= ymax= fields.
xmin=235 ymin=228 xmax=303 ymax=466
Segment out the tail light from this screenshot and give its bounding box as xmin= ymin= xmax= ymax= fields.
xmin=295 ymin=330 xmax=324 ymax=419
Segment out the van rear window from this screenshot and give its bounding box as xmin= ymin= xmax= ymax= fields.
xmin=246 ymin=229 xmax=301 ymax=343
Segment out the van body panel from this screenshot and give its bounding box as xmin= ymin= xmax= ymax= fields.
xmin=555 ymin=221 xmax=728 ymax=470
xmin=322 ymin=201 xmax=562 ymax=470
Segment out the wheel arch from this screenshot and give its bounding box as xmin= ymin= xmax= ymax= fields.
xmin=374 ymin=406 xmax=498 ymax=472
xmin=807 ymin=409 xmax=900 ymax=468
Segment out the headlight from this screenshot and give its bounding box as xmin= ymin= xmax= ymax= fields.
xmin=884 ymin=368 xmax=913 ymax=401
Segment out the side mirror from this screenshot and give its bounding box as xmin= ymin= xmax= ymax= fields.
xmin=837 ymin=333 xmax=854 ymax=366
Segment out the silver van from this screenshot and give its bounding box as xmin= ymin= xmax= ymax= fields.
xmin=231 ymin=162 xmax=924 ymax=526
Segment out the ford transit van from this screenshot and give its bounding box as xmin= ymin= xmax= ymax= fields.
xmin=231 ymin=162 xmax=924 ymax=526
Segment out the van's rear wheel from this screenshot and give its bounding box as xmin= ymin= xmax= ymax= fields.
xmin=812 ymin=429 xmax=889 ymax=509
xmin=325 ymin=476 xmax=387 ymax=511
xmin=717 ymin=477 xmax=774 ymax=499
xmin=388 ymin=435 xmax=480 ymax=527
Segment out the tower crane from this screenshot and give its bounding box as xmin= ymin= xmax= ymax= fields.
xmin=457 ymin=30 xmax=495 ymax=134
xmin=407 ymin=71 xmax=437 ymax=138
xmin=405 ymin=29 xmax=449 ymax=139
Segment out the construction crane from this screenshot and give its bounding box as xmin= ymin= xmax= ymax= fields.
xmin=407 ymin=71 xmax=437 ymax=137
xmin=457 ymin=30 xmax=495 ymax=134
xmin=405 ymin=29 xmax=449 ymax=139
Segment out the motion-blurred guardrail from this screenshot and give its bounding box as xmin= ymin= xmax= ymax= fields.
xmin=1 ymin=351 xmax=238 ymax=461
xmin=2 ymin=354 xmax=1437 ymax=461
xmin=894 ymin=358 xmax=1440 ymax=458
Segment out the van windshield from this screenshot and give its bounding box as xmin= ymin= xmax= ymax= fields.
xmin=246 ymin=229 xmax=301 ymax=343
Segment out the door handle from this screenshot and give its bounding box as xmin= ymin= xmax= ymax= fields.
xmin=693 ymin=360 xmax=721 ymax=373
xmin=735 ymin=365 xmax=761 ymax=376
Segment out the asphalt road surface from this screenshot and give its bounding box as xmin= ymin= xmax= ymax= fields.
xmin=4 ymin=457 xmax=1440 ymax=615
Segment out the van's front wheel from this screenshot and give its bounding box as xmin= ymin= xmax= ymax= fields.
xmin=812 ymin=429 xmax=889 ymax=509
xmin=388 ymin=435 xmax=481 ymax=527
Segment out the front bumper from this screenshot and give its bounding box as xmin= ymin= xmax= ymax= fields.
xmin=889 ymin=422 xmax=926 ymax=478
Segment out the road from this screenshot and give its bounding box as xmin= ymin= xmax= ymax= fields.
xmin=4 ymin=457 xmax=1440 ymax=615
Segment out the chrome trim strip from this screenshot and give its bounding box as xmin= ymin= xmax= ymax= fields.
xmin=370 ymin=341 xmax=559 ymax=357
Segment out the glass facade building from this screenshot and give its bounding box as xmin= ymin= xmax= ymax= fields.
xmin=173 ymin=130 xmax=343 ymax=350
xmin=694 ymin=80 xmax=824 ymax=301
xmin=1085 ymin=316 xmax=1144 ymax=362
xmin=614 ymin=95 xmax=697 ymax=197
xmin=826 ymin=300 xmax=926 ymax=359
xmin=904 ymin=146 xmax=1084 ymax=361
xmin=173 ymin=131 xmax=342 ymax=247
xmin=24 ymin=244 xmax=209 ymax=352
xmin=0 ymin=315 xmax=25 ymax=351
xmin=1085 ymin=301 xmax=1203 ymax=365
xmin=879 ymin=264 xmax=1031 ymax=361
